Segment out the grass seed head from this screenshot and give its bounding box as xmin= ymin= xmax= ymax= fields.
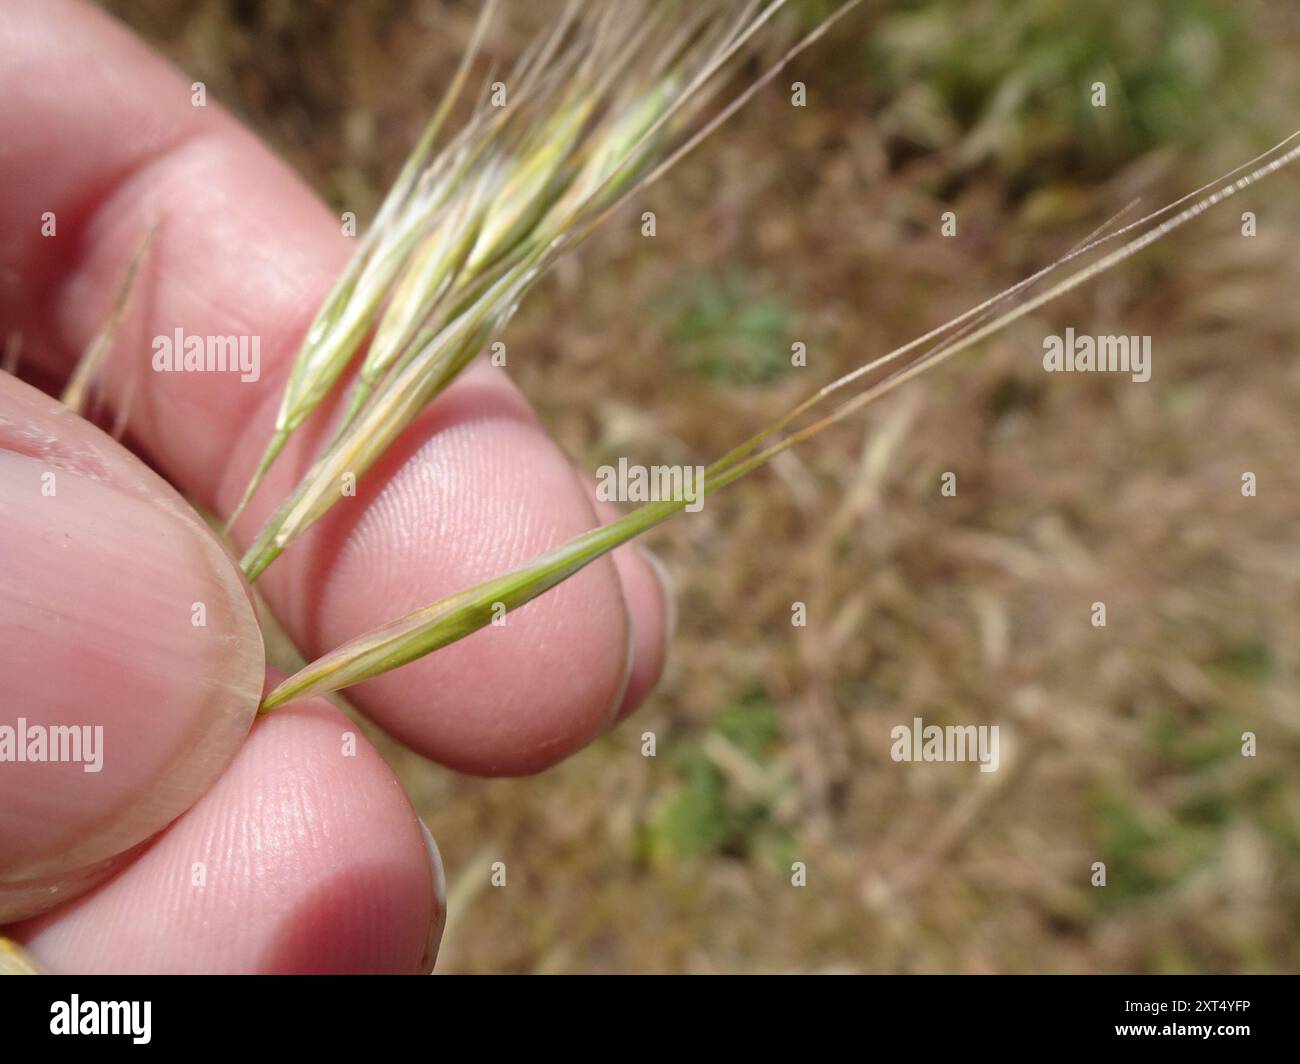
xmin=234 ymin=0 xmax=796 ymax=566
xmin=261 ymin=129 xmax=1300 ymax=708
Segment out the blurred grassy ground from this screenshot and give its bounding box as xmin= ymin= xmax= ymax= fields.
xmin=101 ymin=0 xmax=1300 ymax=972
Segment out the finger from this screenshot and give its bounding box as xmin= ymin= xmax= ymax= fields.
xmin=0 ymin=0 xmax=670 ymax=774
xmin=8 ymin=698 xmax=444 ymax=974
xmin=0 ymin=374 xmax=262 ymax=923
xmin=229 ymin=359 xmax=647 ymax=774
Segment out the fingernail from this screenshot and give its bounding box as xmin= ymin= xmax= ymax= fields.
xmin=0 ymin=449 xmax=262 ymax=921
xmin=640 ymin=546 xmax=677 ymax=648
xmin=601 ymin=608 xmax=637 ymax=731
xmin=418 ymin=818 xmax=448 ymax=973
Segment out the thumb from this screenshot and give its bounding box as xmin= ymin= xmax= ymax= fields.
xmin=0 ymin=374 xmax=262 ymax=922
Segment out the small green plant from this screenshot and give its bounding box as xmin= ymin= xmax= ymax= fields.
xmin=665 ymin=273 xmax=794 ymax=386
xmin=645 ymin=694 xmax=792 ymax=864
xmin=871 ymin=0 xmax=1251 ymax=183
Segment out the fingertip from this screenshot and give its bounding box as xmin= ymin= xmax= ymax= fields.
xmin=11 ymin=698 xmax=439 ymax=974
xmin=0 ymin=375 xmax=262 ymax=922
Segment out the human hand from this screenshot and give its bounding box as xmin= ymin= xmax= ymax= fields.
xmin=0 ymin=0 xmax=670 ymax=974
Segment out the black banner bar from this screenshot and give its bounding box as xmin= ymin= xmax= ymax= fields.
xmin=0 ymin=974 xmax=1288 ymax=1051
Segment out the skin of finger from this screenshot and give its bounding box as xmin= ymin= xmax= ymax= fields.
xmin=8 ymin=699 xmax=441 ymax=975
xmin=0 ymin=0 xmax=668 ymax=773
xmin=0 ymin=374 xmax=262 ymax=922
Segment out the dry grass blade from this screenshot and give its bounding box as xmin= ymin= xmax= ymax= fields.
xmin=261 ymin=131 xmax=1300 ymax=711
xmin=0 ymin=936 xmax=42 ymax=975
xmin=1 ymin=332 xmax=21 ymax=376
xmin=61 ymin=220 xmax=158 ymax=416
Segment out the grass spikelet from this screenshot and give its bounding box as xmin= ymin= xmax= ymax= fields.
xmin=225 ymin=0 xmax=501 ymax=529
xmin=232 ymin=0 xmax=806 ymax=570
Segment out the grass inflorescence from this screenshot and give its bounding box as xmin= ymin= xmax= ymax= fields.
xmin=227 ymin=0 xmax=1300 ymax=713
xmin=232 ymin=0 xmax=819 ymax=580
